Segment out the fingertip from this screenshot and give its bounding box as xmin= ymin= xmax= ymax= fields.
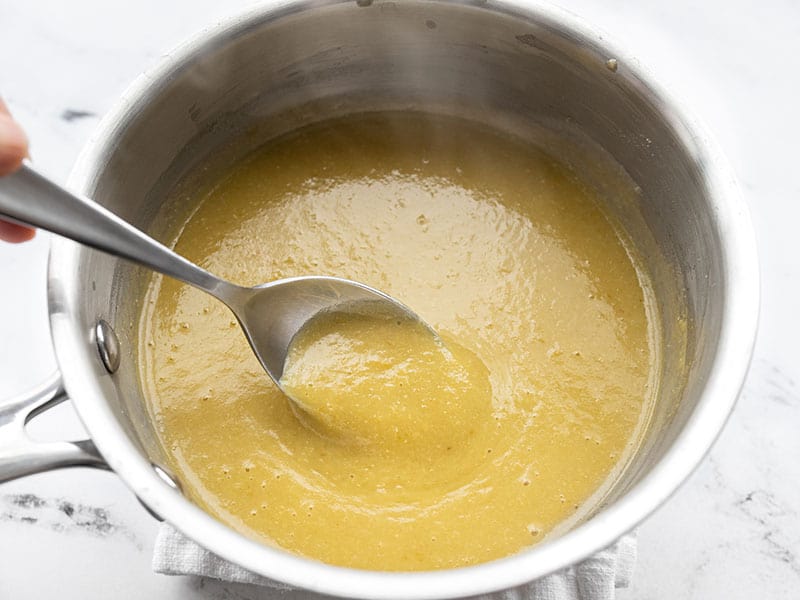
xmin=0 ymin=113 xmax=29 ymax=176
xmin=0 ymin=221 xmax=36 ymax=243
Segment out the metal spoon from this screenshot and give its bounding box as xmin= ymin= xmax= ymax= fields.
xmin=0 ymin=164 xmax=434 ymax=391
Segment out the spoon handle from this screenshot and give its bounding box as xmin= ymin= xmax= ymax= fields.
xmin=0 ymin=164 xmax=233 ymax=299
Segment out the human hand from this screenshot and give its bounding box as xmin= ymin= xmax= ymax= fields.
xmin=0 ymin=98 xmax=34 ymax=242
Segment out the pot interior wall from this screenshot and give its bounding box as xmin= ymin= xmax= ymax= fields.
xmin=73 ymin=1 xmax=721 ymax=529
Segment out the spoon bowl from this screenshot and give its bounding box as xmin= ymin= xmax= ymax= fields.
xmin=0 ymin=164 xmax=433 ymax=395
xmin=222 ymin=274 xmax=434 ymax=384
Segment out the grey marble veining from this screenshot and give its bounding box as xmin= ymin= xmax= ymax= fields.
xmin=1 ymin=0 xmax=799 ymax=598
xmin=0 ymin=492 xmax=137 ymax=543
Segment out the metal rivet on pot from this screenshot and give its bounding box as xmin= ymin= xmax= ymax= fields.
xmin=137 ymin=464 xmax=183 ymax=522
xmin=95 ymin=319 xmax=120 ymax=374
xmin=154 ymin=463 xmax=183 ymax=493
xmin=605 ymin=58 xmax=619 ymax=72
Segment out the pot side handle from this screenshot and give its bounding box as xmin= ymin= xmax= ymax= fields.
xmin=0 ymin=372 xmax=108 ymax=483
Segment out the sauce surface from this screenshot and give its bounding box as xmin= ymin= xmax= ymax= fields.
xmin=139 ymin=112 xmax=656 ymax=570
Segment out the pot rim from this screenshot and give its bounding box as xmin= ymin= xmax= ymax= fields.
xmin=49 ymin=0 xmax=759 ymax=597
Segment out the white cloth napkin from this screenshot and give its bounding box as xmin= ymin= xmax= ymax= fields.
xmin=153 ymin=524 xmax=636 ymax=599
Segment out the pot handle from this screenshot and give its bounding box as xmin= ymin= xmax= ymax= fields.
xmin=0 ymin=372 xmax=108 ymax=483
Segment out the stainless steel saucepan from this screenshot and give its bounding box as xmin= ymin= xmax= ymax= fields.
xmin=0 ymin=1 xmax=758 ymax=598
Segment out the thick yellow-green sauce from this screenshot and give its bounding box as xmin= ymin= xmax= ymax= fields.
xmin=139 ymin=112 xmax=656 ymax=571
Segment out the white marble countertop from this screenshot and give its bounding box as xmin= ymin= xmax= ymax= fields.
xmin=1 ymin=0 xmax=798 ymax=598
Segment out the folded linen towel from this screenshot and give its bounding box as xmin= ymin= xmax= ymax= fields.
xmin=153 ymin=524 xmax=636 ymax=599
